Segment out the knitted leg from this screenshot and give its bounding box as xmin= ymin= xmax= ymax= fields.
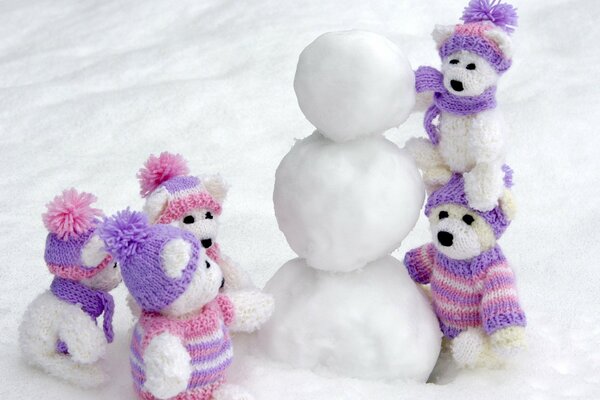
xmin=212 ymin=384 xmax=254 ymax=400
xmin=463 ymin=162 xmax=504 ymax=212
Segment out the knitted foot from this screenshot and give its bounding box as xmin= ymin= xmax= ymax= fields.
xmin=213 ymin=383 xmax=254 ymax=400
xmin=451 ymin=328 xmax=485 ymax=368
xmin=463 ymin=163 xmax=504 ymax=212
xmin=423 ymin=166 xmax=452 ymax=193
xmin=490 ymin=326 xmax=527 ymax=359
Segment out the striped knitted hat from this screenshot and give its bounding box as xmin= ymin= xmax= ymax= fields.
xmin=425 ymin=168 xmax=513 ymax=238
xmin=42 ymin=189 xmax=112 ymax=280
xmin=100 ymin=209 xmax=202 ymax=312
xmin=137 ymin=152 xmax=222 ymax=224
xmin=438 ymin=0 xmax=518 ymax=73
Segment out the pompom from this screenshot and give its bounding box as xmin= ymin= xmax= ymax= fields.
xmin=137 ymin=152 xmax=189 ymax=198
xmin=461 ymin=0 xmax=518 ymax=33
xmin=99 ymin=209 xmax=150 ymax=261
xmin=43 ymin=189 xmax=102 ymax=240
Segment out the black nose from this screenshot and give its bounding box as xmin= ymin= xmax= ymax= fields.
xmin=201 ymin=239 xmax=212 ymax=249
xmin=220 ymin=278 xmax=225 ymax=289
xmin=450 ymin=80 xmax=464 ymax=92
xmin=437 ymin=231 xmax=454 ymax=247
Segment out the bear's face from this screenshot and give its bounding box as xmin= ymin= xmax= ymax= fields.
xmin=429 ymin=204 xmax=495 ymax=260
xmin=173 ymin=208 xmax=219 ymax=249
xmin=441 ymin=51 xmax=498 ymax=96
xmin=159 ymin=237 xmax=224 ymax=317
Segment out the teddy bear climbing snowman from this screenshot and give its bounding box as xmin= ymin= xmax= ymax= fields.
xmin=407 ymin=0 xmax=518 ymax=212
xmin=404 ymin=170 xmax=527 ymax=368
xmin=19 ymin=189 xmax=121 ymax=388
xmin=100 ymin=209 xmax=271 ymax=400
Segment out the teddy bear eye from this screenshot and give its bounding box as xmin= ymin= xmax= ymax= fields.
xmin=183 ymin=215 xmax=195 ymax=224
xmin=466 ymin=63 xmax=476 ymax=70
xmin=205 ymin=261 xmax=211 ymax=269
xmin=113 ymin=263 xmax=118 ymax=269
xmin=205 ymin=212 xmax=213 ymax=220
xmin=439 ymin=211 xmax=449 ymax=219
xmin=462 ymin=214 xmax=475 ymax=225
xmin=449 ymin=59 xmax=459 ymax=64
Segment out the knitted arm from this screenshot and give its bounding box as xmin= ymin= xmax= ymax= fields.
xmin=480 ymin=261 xmax=526 ymax=335
xmin=58 ymin=307 xmax=107 ymax=364
xmin=404 ymin=244 xmax=436 ymax=284
xmin=225 ymin=290 xmax=274 ymax=333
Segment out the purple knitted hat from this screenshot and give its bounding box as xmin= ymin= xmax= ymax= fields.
xmin=424 ymin=168 xmax=513 ymax=238
xmin=439 ymin=0 xmax=518 ymax=73
xmin=42 ymin=189 xmax=112 ymax=280
xmin=137 ymin=152 xmax=222 ymax=224
xmin=99 ymin=209 xmax=202 ymax=312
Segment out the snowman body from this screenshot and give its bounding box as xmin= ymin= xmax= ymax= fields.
xmin=257 ymin=31 xmax=441 ymax=381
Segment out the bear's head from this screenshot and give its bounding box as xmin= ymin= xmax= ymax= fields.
xmin=43 ymin=188 xmax=121 ymax=291
xmin=431 ymin=0 xmax=517 ymax=96
xmin=425 ymin=173 xmax=516 ymax=260
xmin=100 ymin=209 xmax=224 ymax=316
xmin=137 ymin=152 xmax=228 ymax=250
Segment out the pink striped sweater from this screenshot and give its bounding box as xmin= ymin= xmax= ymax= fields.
xmin=130 ymin=294 xmax=235 ymax=400
xmin=404 ymin=244 xmax=526 ymax=338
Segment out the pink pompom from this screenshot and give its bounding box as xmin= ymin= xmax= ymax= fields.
xmin=43 ymin=189 xmax=102 ymax=240
xmin=137 ymin=152 xmax=189 ymax=198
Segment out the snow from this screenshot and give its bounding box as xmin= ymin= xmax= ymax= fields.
xmin=0 ymin=0 xmax=599 ymax=399
xmin=256 ymin=256 xmax=440 ymax=381
xmin=294 ymin=31 xmax=415 ymax=142
xmin=273 ymin=131 xmax=424 ymax=272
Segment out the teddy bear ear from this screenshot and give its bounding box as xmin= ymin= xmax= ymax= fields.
xmin=431 ymin=24 xmax=454 ymax=49
xmin=484 ymin=28 xmax=514 ymax=59
xmin=499 ymin=189 xmax=517 ymax=221
xmin=81 ymin=233 xmax=108 ymax=268
xmin=202 ymin=174 xmax=229 ymax=204
xmin=143 ymin=186 xmax=169 ymax=223
xmin=160 ymin=238 xmax=192 ymax=279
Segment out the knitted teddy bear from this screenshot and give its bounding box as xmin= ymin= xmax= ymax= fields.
xmin=406 ymin=0 xmax=518 ymax=211
xmin=100 ymin=209 xmax=272 ymax=400
xmin=137 ymin=152 xmax=254 ymax=292
xmin=403 ymin=171 xmax=526 ymax=368
xmin=19 ymin=189 xmax=121 ymax=387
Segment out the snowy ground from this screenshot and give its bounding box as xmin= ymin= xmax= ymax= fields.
xmin=0 ymin=0 xmax=599 ymax=399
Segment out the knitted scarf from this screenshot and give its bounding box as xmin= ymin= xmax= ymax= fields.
xmin=415 ymin=66 xmax=497 ymax=145
xmin=50 ymin=276 xmax=115 ymax=349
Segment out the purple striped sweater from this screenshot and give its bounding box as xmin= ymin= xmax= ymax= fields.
xmin=404 ymin=244 xmax=526 ymax=338
xmin=130 ymin=295 xmax=235 ymax=400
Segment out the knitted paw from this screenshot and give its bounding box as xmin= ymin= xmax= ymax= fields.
xmin=490 ymin=326 xmax=526 ymax=358
xmin=213 ymin=383 xmax=254 ymax=400
xmin=404 ymin=137 xmax=444 ymax=170
xmin=228 ymin=289 xmax=275 ymax=333
xmin=423 ymin=166 xmax=452 ymax=193
xmin=463 ymin=163 xmax=504 ymax=212
xmin=451 ymin=328 xmax=485 ymax=368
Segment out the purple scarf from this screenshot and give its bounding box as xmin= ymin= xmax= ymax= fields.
xmin=415 ymin=66 xmax=497 ymax=145
xmin=50 ymin=277 xmax=115 ymax=354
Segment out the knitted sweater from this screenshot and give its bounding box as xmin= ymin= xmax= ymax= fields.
xmin=130 ymin=295 xmax=235 ymax=400
xmin=404 ymin=244 xmax=526 ymax=339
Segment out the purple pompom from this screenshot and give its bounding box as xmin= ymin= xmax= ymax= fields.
xmin=99 ymin=208 xmax=150 ymax=261
xmin=461 ymin=0 xmax=518 ymax=33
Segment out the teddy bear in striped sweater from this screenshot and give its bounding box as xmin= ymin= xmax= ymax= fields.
xmin=404 ymin=171 xmax=526 ymax=368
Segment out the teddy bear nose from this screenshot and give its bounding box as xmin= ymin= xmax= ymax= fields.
xmin=201 ymin=239 xmax=212 ymax=248
xmin=437 ymin=231 xmax=454 ymax=247
xmin=450 ymin=80 xmax=464 ymax=92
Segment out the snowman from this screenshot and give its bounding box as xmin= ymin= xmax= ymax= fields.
xmin=256 ymin=31 xmax=441 ymax=381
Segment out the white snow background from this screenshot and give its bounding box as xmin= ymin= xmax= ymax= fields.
xmin=0 ymin=0 xmax=598 ymax=399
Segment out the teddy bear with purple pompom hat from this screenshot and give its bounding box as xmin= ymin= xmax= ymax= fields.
xmin=407 ymin=0 xmax=519 ymax=212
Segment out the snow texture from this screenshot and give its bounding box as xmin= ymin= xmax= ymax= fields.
xmin=273 ymin=131 xmax=424 ymax=272
xmin=1 ymin=0 xmax=599 ymax=399
xmin=294 ymin=30 xmax=415 ymax=142
xmin=256 ymin=257 xmax=440 ymax=381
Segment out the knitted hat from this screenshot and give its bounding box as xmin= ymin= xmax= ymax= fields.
xmin=42 ymin=189 xmax=112 ymax=280
xmin=100 ymin=209 xmax=201 ymax=312
xmin=438 ymin=0 xmax=518 ymax=73
xmin=137 ymin=152 xmax=223 ymax=224
xmin=424 ymin=167 xmax=513 ymax=238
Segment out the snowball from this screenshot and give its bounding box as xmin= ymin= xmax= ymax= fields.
xmin=274 ymin=132 xmax=424 ymax=272
xmin=294 ymin=30 xmax=416 ymax=142
xmin=256 ymin=256 xmax=441 ymax=381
